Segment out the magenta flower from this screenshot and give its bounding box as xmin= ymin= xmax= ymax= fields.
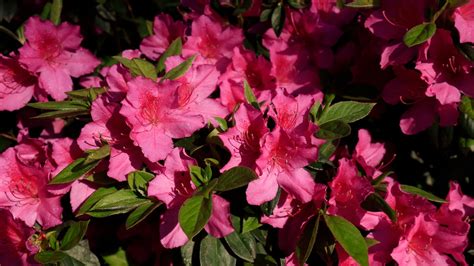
xmin=140 ymin=14 xmax=185 ymax=60
xmin=18 ymin=16 xmax=100 ymax=100
xmin=0 ymin=209 xmax=38 ymax=265
xmin=182 ymin=14 xmax=244 ymax=72
xmin=0 ymin=55 xmax=38 ymax=111
xmin=0 ymin=147 xmax=62 ymax=228
xmin=147 ymin=148 xmax=234 ymax=248
xmin=120 ymin=77 xmax=204 ymax=162
xmin=453 ymin=0 xmax=474 ymax=44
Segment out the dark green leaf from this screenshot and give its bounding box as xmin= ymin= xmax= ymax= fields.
xmin=243 ymin=80 xmax=260 ymax=110
xmin=0 ymin=25 xmax=21 ymax=43
xmin=318 ymin=101 xmax=376 ymax=124
xmin=40 ymin=2 xmax=52 ymax=19
xmin=102 ymin=248 xmax=128 ymax=266
xmin=35 ymin=251 xmax=68 ymax=263
xmin=365 ymin=238 xmax=380 ymax=248
xmin=86 ymin=189 xmax=148 ymax=218
xmin=242 ymin=217 xmax=262 ymax=233
xmin=324 ymin=214 xmax=369 ymax=266
xmin=189 ymin=165 xmax=206 ymax=187
xmin=460 ymin=96 xmax=474 ymax=119
xmin=127 ymin=170 xmax=155 ymax=197
xmin=361 ymin=193 xmax=397 ymax=222
xmin=296 ymin=212 xmax=321 ymax=266
xmin=50 ymin=0 xmax=62 ymax=25
xmin=162 ymin=55 xmax=196 ymax=80
xmin=458 ymin=43 xmax=474 ymax=61
xmin=179 ymin=195 xmax=213 ymax=239
xmin=84 ymin=145 xmax=110 ymax=163
xmin=449 ymin=0 xmax=469 ymax=7
xmin=77 ymin=187 xmax=118 ymax=216
xmin=215 ymin=117 xmax=228 ymax=131
xmin=403 ymin=23 xmax=436 ymax=47
xmin=371 ymin=171 xmax=394 ymax=186
xmin=125 ymin=201 xmax=161 ymax=229
xmin=345 ymin=0 xmax=379 ymax=8
xmin=66 ymin=87 xmax=106 ymax=100
xmin=50 ymin=157 xmax=101 ymax=184
xmin=400 ymin=185 xmax=446 ymax=203
xmin=200 ymin=235 xmax=237 ymax=266
xmin=32 ymin=109 xmax=90 ymax=119
xmin=288 ymin=0 xmax=310 ymax=9
xmin=271 ymin=4 xmax=285 ymax=37
xmin=61 ymin=220 xmax=90 ymax=250
xmin=214 ymin=166 xmax=258 ymax=192
xmin=225 ymin=231 xmax=257 ymax=262
xmin=0 ymin=0 xmax=17 ymax=22
xmin=316 ymin=120 xmax=351 ymax=140
xmin=157 ymin=37 xmax=182 ymax=73
xmin=28 ymin=100 xmax=88 ymax=110
xmin=260 ymin=9 xmax=272 ymax=22
xmin=181 ymin=241 xmax=195 ymax=266
xmin=318 ymin=140 xmax=337 ymax=160
xmin=113 ymin=56 xmax=157 ymax=80
xmin=64 ymin=240 xmax=100 ymax=266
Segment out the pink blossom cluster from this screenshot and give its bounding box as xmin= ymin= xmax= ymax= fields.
xmin=0 ymin=0 xmax=473 ymax=265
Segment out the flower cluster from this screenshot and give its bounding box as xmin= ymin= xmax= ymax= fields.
xmin=0 ymin=0 xmax=473 ymax=265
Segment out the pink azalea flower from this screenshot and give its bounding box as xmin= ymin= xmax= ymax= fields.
xmin=383 ymin=67 xmax=459 ymax=134
xmin=18 ymin=16 xmax=100 ymax=100
xmin=0 ymin=147 xmax=62 ymax=228
xmin=0 ymin=55 xmax=38 ymax=111
xmin=120 ymin=77 xmax=204 ymax=162
xmin=219 ymin=47 xmax=276 ymax=111
xmin=164 ymin=56 xmax=228 ymax=123
xmin=311 ymin=0 xmax=356 ymax=26
xmin=416 ymin=29 xmax=474 ymax=97
xmin=147 ymin=148 xmax=234 ymax=248
xmin=219 ymin=103 xmax=269 ymax=172
xmin=453 ymin=0 xmax=474 ymax=44
xmin=444 ymin=181 xmax=474 ymax=217
xmin=182 ymin=15 xmax=244 ymax=72
xmin=78 ymin=96 xmax=146 ymax=181
xmin=327 ymin=158 xmax=374 ymax=228
xmin=354 ymin=129 xmax=386 ymax=177
xmin=140 ymin=14 xmax=185 ymax=60
xmin=391 ymin=213 xmax=468 ymax=266
xmin=364 ymin=0 xmax=435 ymax=68
xmin=0 ymin=209 xmax=38 ymax=265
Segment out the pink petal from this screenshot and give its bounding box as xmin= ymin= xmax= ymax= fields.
xmin=204 ymin=194 xmax=234 ymax=238
xmin=38 ymin=67 xmax=72 ymax=100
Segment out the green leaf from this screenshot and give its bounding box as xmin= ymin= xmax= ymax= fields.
xmin=162 ymin=55 xmax=196 ymax=80
xmin=0 ymin=0 xmax=17 ymax=23
xmin=318 ymin=140 xmax=337 ymax=160
xmin=214 ymin=166 xmax=258 ymax=192
xmin=365 ymin=238 xmax=380 ymax=248
xmin=64 ymin=240 xmax=100 ymax=265
xmin=242 ymin=217 xmax=262 ymax=233
xmin=400 ymin=185 xmax=446 ymax=203
xmin=125 ymin=201 xmax=161 ymax=229
xmin=0 ymin=25 xmax=21 ymax=43
xmin=371 ymin=171 xmax=394 ymax=186
xmin=102 ymin=247 xmax=128 ymax=266
xmin=181 ymin=241 xmax=195 ymax=266
xmin=35 ymin=251 xmax=68 ymax=264
xmin=225 ymin=231 xmax=257 ymax=262
xmin=50 ymin=0 xmax=62 ymax=25
xmin=77 ymin=187 xmax=118 ymax=216
xmin=324 ymin=214 xmax=369 ymax=266
xmin=178 ymin=195 xmax=213 ymax=239
xmin=345 ymin=0 xmax=379 ymax=8
xmin=271 ymin=4 xmax=285 ymax=37
xmin=288 ymin=0 xmax=310 ymax=9
xmin=40 ymin=2 xmax=52 ymax=19
xmin=66 ymin=87 xmax=106 ymax=100
xmin=189 ymin=165 xmax=206 ymax=187
xmin=316 ymin=120 xmax=351 ymax=140
xmin=460 ymin=96 xmax=474 ymax=119
xmin=296 ymin=212 xmax=321 ymax=266
xmin=361 ymin=193 xmax=397 ymax=222
xmin=32 ymin=109 xmax=90 ymax=119
xmin=28 ymin=100 xmax=89 ymax=110
xmin=84 ymin=145 xmax=110 ymax=164
xmin=113 ymin=56 xmax=157 ymax=80
xmin=318 ymin=101 xmax=376 ymax=124
xmin=127 ymin=170 xmax=155 ymax=197
xmin=243 ymin=80 xmax=260 ymax=110
xmin=157 ymin=37 xmax=182 ymax=73
xmin=50 ymin=157 xmax=101 ymax=184
xmin=61 ymin=220 xmax=90 ymax=250
xmin=403 ymin=23 xmax=437 ymax=47
xmin=200 ymin=235 xmax=237 ymax=266
xmin=458 ymin=43 xmax=474 ymax=61
xmin=260 ymin=9 xmax=272 ymax=22
xmin=215 ymin=117 xmax=228 ymax=131
xmin=86 ymin=189 xmax=149 ymax=218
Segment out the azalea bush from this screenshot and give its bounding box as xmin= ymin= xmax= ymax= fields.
xmin=1 ymin=0 xmax=474 ymax=265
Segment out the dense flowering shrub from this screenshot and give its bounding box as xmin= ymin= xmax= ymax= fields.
xmin=0 ymin=0 xmax=473 ymax=265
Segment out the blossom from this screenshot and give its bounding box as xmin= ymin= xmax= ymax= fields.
xmin=0 ymin=55 xmax=38 ymax=111
xmin=453 ymin=0 xmax=474 ymax=44
xmin=182 ymin=15 xmax=244 ymax=72
xmin=0 ymin=147 xmax=62 ymax=228
xmin=120 ymin=77 xmax=204 ymax=162
xmin=147 ymin=148 xmax=234 ymax=248
xmin=18 ymin=16 xmax=100 ymax=100
xmin=140 ymin=14 xmax=185 ymax=60
xmin=0 ymin=209 xmax=38 ymax=265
